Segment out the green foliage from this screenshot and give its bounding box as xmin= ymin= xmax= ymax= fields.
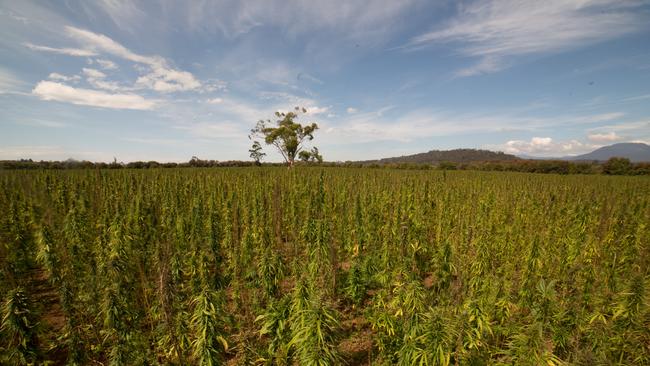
xmin=288 ymin=294 xmax=340 ymax=366
xmin=257 ymin=246 xmax=284 ymax=299
xmin=256 ymin=297 xmax=292 ymax=364
xmin=249 ymin=140 xmax=266 ymax=165
xmin=189 ymin=287 xmax=228 ymax=366
xmin=344 ymin=261 xmax=367 ymax=306
xmin=1 ymin=287 xmax=39 ymax=365
xmin=0 ymin=168 xmax=648 ymax=364
xmin=299 ymin=147 xmax=324 ymax=163
xmin=250 ymin=107 xmax=319 ymax=166
xmin=397 ymin=310 xmax=456 ymax=366
xmin=603 ymin=157 xmax=632 ymax=175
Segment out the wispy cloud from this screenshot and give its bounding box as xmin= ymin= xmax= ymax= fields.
xmin=81 ymin=67 xmax=126 ymax=92
xmin=24 ymin=42 xmax=97 ymax=56
xmin=25 ymin=25 xmax=216 ymax=102
xmin=82 ymin=68 xmax=105 ymax=79
xmin=587 ymin=131 xmax=621 ymax=143
xmin=14 ymin=118 xmax=67 ymax=128
xmin=297 ymin=72 xmax=323 ymax=85
xmin=173 ymin=0 xmax=421 ymax=40
xmin=454 ymin=55 xmax=507 ymax=77
xmin=590 ymin=120 xmax=650 ymax=132
xmin=121 ymin=137 xmax=188 ymax=146
xmin=0 ymin=67 xmax=28 ymax=92
xmin=0 ymin=145 xmax=105 ymax=161
xmin=95 ymin=59 xmax=118 ymax=70
xmin=206 ymin=98 xmax=223 ymax=104
xmin=304 ymin=106 xmax=329 ymax=116
xmin=322 ymin=108 xmax=626 ymax=144
xmin=622 ymin=94 xmax=650 ymax=102
xmin=587 ymin=120 xmax=650 ymax=143
xmin=64 ymin=26 xmax=155 ymax=64
xmin=406 ymin=0 xmax=650 ymax=76
xmin=48 ymin=73 xmax=81 ymax=83
xmin=495 ymin=137 xmax=590 ymax=156
xmin=32 ymin=81 xmax=155 ymax=110
xmin=175 ymin=121 xmax=248 ymax=140
xmin=258 ymin=91 xmax=327 ymax=114
xmin=82 ymin=0 xmax=145 ymax=33
xmin=65 ymin=26 xmax=202 ymax=93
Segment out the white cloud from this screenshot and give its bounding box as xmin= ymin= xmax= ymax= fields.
xmin=497 ymin=137 xmax=590 ymax=156
xmin=407 ymin=0 xmax=649 ymax=76
xmin=202 ymin=79 xmax=228 ymax=93
xmin=304 ymin=106 xmax=329 ymax=116
xmin=206 ymin=98 xmax=223 ymax=104
xmin=454 ymin=56 xmax=507 ymax=77
xmin=96 ymin=59 xmax=118 ymax=70
xmin=65 ymin=26 xmax=152 ymax=63
xmin=346 ymin=107 xmax=358 ymax=114
xmin=587 ymin=132 xmax=621 ymax=143
xmin=48 ymin=73 xmax=81 ymax=83
xmin=27 ymin=25 xmax=206 ymax=97
xmin=80 ymin=67 xmax=125 ymax=92
xmin=587 ymin=120 xmax=650 ymax=145
xmin=82 ymin=68 xmax=106 ymax=79
xmin=32 ymin=81 xmax=155 ymax=110
xmin=64 ymin=26 xmax=202 ymax=93
xmin=135 ymin=67 xmax=200 ymax=93
xmin=24 ymin=42 xmax=97 ymax=57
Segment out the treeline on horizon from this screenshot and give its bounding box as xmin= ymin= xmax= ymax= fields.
xmin=2 ymin=156 xmax=649 ymax=175
xmin=365 ymin=148 xmax=519 ymax=164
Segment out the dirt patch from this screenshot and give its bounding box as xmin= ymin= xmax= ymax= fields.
xmin=27 ymin=269 xmax=66 ymax=332
xmin=341 ymin=315 xmax=369 ymax=332
xmin=339 ymin=261 xmax=352 ymax=271
xmin=423 ymin=273 xmax=435 ymax=289
xmin=26 ymin=267 xmax=68 ymax=363
xmin=279 ymin=277 xmax=295 ymax=295
xmin=339 ymin=329 xmax=374 ymax=366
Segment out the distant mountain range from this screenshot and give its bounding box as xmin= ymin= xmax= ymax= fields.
xmin=561 ymin=143 xmax=650 ymax=162
xmin=363 ymin=148 xmax=519 ymax=164
xmin=363 ymin=143 xmax=650 ymax=165
xmin=520 ymin=143 xmax=650 ymax=162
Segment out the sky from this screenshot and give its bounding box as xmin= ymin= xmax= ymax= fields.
xmin=1 ymin=0 xmax=650 ymax=162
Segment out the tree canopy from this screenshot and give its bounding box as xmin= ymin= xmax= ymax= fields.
xmin=250 ymin=107 xmax=319 ymax=167
xmin=248 ymin=141 xmax=266 ymax=165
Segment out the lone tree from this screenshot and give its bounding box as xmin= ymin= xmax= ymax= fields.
xmin=298 ymin=147 xmax=323 ymax=163
xmin=250 ymin=107 xmax=319 ymax=167
xmin=248 ymin=141 xmax=266 ymax=165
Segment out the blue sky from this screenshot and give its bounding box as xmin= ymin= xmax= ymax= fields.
xmin=1 ymin=0 xmax=650 ymax=162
